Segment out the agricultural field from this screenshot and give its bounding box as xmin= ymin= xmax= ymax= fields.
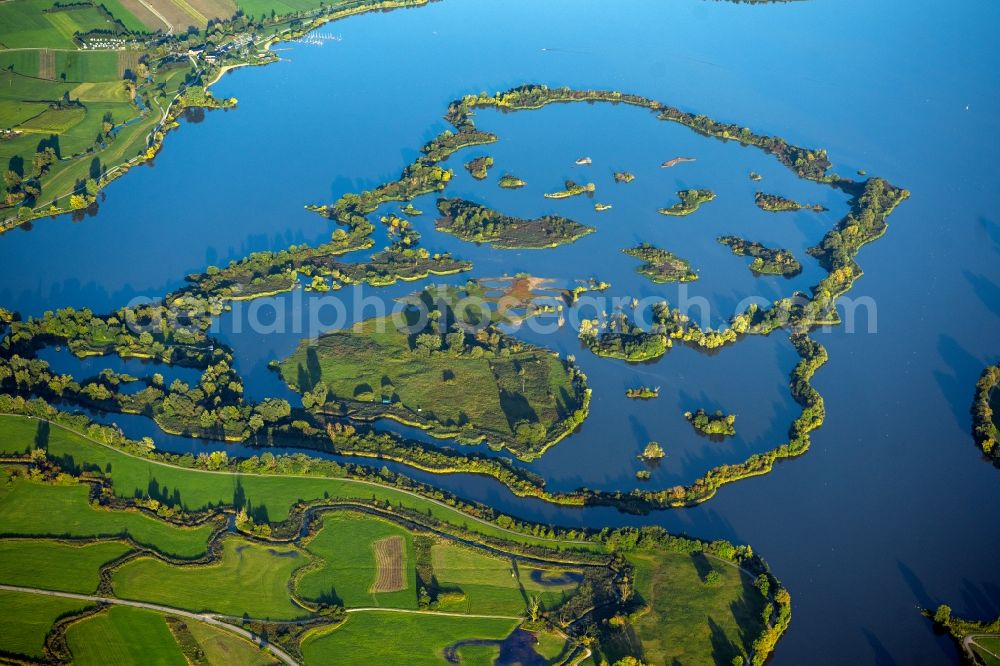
xmin=0 ymin=0 xmax=124 ymax=49
xmin=297 ymin=512 xmax=418 ymax=609
xmin=112 ymin=537 xmax=311 ymax=620
xmin=430 ymin=540 xmax=581 ymax=615
xmin=235 ymin=0 xmax=327 ymax=19
xmin=0 ymin=414 xmax=595 ymax=551
xmin=65 ymin=606 xmax=189 ymax=666
xmin=0 ymin=538 xmax=131 ymax=592
xmin=300 ymin=611 xmax=520 ymax=665
xmin=0 ymin=469 xmax=216 ymax=558
xmin=185 ymin=619 xmax=280 ymax=665
xmin=0 ymin=409 xmax=784 ymax=663
xmin=0 ymin=589 xmax=93 ymax=659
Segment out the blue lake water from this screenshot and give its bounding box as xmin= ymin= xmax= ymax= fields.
xmin=1 ymin=0 xmax=999 ymax=662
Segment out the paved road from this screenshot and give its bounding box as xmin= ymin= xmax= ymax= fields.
xmin=0 ymin=584 xmax=299 ymax=666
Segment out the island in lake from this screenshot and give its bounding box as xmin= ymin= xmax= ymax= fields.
xmin=623 ymin=243 xmax=698 ymax=283
xmin=718 ymin=236 xmax=802 ymax=276
xmin=435 ymin=198 xmax=595 ymax=249
xmin=658 ymin=189 xmax=716 ymax=216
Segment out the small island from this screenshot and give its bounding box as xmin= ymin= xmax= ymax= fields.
xmin=613 ymin=171 xmax=635 ymax=183
xmin=623 ymin=243 xmax=698 ymax=283
xmin=972 ymin=363 xmax=1000 ymax=461
xmin=579 ymin=312 xmax=670 ymax=362
xmin=595 ymin=203 xmax=612 ymax=212
xmin=626 ymin=386 xmax=660 ymax=400
xmin=718 ymin=236 xmax=802 ymax=276
xmin=749 ymin=172 xmax=763 ymax=181
xmin=544 ymin=180 xmax=596 ymax=199
xmin=400 ymin=203 xmax=423 ymax=216
xmin=639 ymin=441 xmax=666 ymax=460
xmin=685 ymin=408 xmax=737 ymax=437
xmin=755 ymin=191 xmax=827 ymax=212
xmin=436 ymin=198 xmax=595 ymax=249
xmin=658 ymin=189 xmax=716 ymax=216
xmin=498 ymin=174 xmax=527 ymax=189
xmin=464 ymin=156 xmax=494 ymax=180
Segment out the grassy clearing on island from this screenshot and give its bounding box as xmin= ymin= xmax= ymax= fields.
xmin=0 ymin=414 xmax=600 ymax=552
xmin=608 ymin=551 xmax=766 ymax=666
xmin=298 ymin=512 xmax=417 ymax=609
xmin=0 ymin=589 xmax=94 ymax=659
xmin=430 ymin=540 xmax=580 ymax=615
xmin=301 ymin=611 xmax=518 ymax=665
xmin=0 ymin=469 xmax=215 ymax=559
xmin=66 ymin=605 xmax=187 ymax=666
xmin=112 ymin=537 xmax=311 ymax=620
xmin=0 ymin=539 xmax=131 ymax=593
xmin=280 ymin=318 xmax=578 ymax=449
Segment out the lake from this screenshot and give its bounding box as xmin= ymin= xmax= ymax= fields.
xmin=1 ymin=0 xmax=998 ymax=662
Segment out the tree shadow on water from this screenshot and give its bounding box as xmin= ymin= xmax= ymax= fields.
xmin=932 ymin=335 xmax=984 ymax=430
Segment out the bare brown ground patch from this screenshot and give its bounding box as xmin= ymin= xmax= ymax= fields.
xmin=38 ymin=49 xmax=55 ymax=80
xmin=145 ymin=0 xmax=202 ymax=31
xmin=370 ymin=535 xmax=406 ymax=593
xmin=185 ymin=0 xmax=236 ymax=22
xmin=114 ymin=0 xmax=168 ymax=31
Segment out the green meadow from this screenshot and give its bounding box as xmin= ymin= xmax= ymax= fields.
xmin=0 ymin=589 xmax=93 ymax=659
xmin=0 ymin=539 xmax=131 ymax=592
xmin=430 ymin=541 xmax=580 ymax=616
xmin=0 ymin=468 xmax=216 ymax=559
xmin=112 ymin=537 xmax=311 ymax=620
xmin=65 ymin=605 xmax=188 ymax=666
xmin=300 ymin=611 xmax=519 ymax=665
xmin=0 ymin=414 xmax=598 ymax=552
xmin=297 ymin=511 xmax=418 ymax=609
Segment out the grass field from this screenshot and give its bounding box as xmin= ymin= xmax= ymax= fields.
xmin=18 ymin=105 xmax=87 ymax=133
xmin=300 ymin=611 xmax=519 ymax=665
xmin=97 ymin=0 xmax=156 ymax=31
xmin=430 ymin=540 xmax=580 ymax=615
xmin=54 ymin=50 xmax=123 ymax=82
xmin=0 ymin=589 xmax=93 ymax=659
xmin=615 ymin=551 xmax=766 ymax=666
xmin=69 ymin=80 xmax=131 ymax=103
xmin=0 ymin=415 xmax=599 ymax=553
xmin=65 ymin=605 xmax=188 ymax=665
xmin=280 ymin=317 xmax=579 ymax=449
xmin=112 ymin=536 xmax=312 ymax=620
xmin=0 ymin=469 xmax=215 ymax=559
xmin=297 ymin=512 xmax=417 ymax=609
xmin=185 ymin=619 xmax=279 ymax=665
xmin=0 ymin=49 xmax=40 ymax=76
xmin=0 ymin=539 xmax=131 ymax=593
xmin=235 ymin=0 xmax=326 ymax=19
xmin=0 ymin=0 xmax=121 ymax=49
